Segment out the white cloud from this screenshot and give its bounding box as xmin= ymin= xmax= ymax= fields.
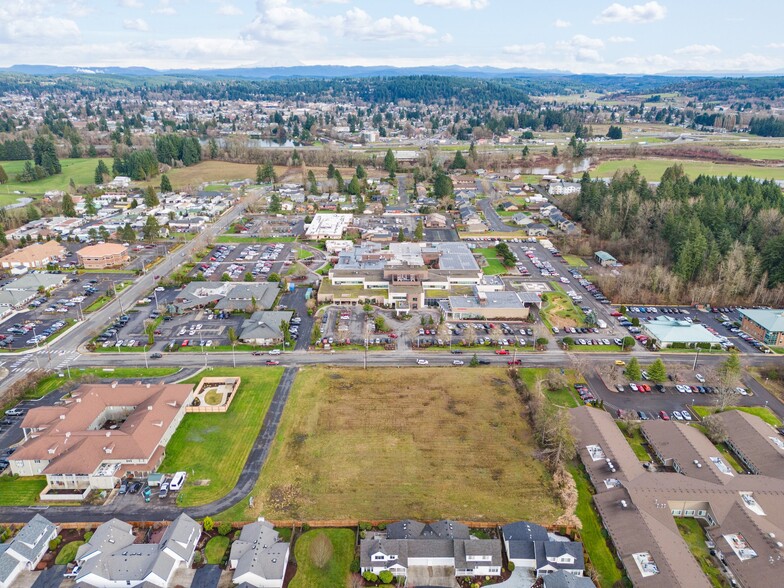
xmin=118 ymin=0 xmax=143 ymax=7
xmin=413 ymin=0 xmax=489 ymax=9
xmin=217 ymin=3 xmax=243 ymax=15
xmin=575 ymin=49 xmax=602 ymax=63
xmin=244 ymin=0 xmax=323 ymax=44
xmin=553 ymin=19 xmax=571 ymax=28
xmin=334 ymin=8 xmax=438 ymax=42
xmin=608 ymin=36 xmax=634 ymax=43
xmin=123 ymin=18 xmax=149 ymax=31
xmin=503 ymin=43 xmax=546 ymax=55
xmin=4 ymin=17 xmax=81 ymax=42
xmin=152 ymin=0 xmax=175 ymax=15
xmin=767 ymin=43 xmax=784 ymax=49
xmin=615 ymin=53 xmax=676 ymax=70
xmin=674 ymin=44 xmax=720 ymax=56
xmin=594 ymin=1 xmax=667 ymax=24
xmin=557 ymin=34 xmax=604 ymax=50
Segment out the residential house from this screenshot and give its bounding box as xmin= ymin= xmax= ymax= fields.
xmin=498 ymin=201 xmax=519 ymax=212
xmin=238 ymin=311 xmax=294 ymax=346
xmin=543 ymin=570 xmax=596 ymax=588
xmin=527 ymin=223 xmax=549 ymax=237
xmin=230 ymin=519 xmax=290 ymax=588
xmin=426 ymin=213 xmax=447 ymax=228
xmin=0 ymin=514 xmax=58 ymax=588
xmin=548 ymin=181 xmax=581 ymax=196
xmin=75 ymin=514 xmax=200 ymax=588
xmin=360 ymin=520 xmax=501 ymax=580
xmin=501 ymin=522 xmax=585 ymax=578
xmin=512 ymin=213 xmax=533 ymax=226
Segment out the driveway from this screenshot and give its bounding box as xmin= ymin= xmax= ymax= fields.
xmin=490 ymin=567 xmax=537 ymax=588
xmin=405 ymin=566 xmax=459 ymax=588
xmin=478 ymin=198 xmax=516 ymax=232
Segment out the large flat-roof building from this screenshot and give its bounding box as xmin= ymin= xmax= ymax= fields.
xmin=571 ymin=405 xmax=784 ymax=588
xmin=173 ymin=281 xmax=279 ymax=313
xmin=446 ymin=290 xmax=542 ymax=320
xmin=11 ymin=382 xmax=194 ymax=498
xmin=738 ymin=308 xmax=784 ymax=347
xmin=305 ymin=213 xmax=353 ymax=239
xmin=643 ymin=316 xmax=723 ymax=349
xmin=77 ymin=243 xmax=130 ymax=269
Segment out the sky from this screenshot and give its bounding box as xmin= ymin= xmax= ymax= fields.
xmin=1 ymin=0 xmax=784 ymax=74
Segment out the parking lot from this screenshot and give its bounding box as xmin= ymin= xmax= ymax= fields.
xmin=239 ymin=214 xmax=304 ymax=238
xmin=190 ymin=242 xmax=293 ymax=282
xmin=112 ymin=474 xmax=181 ymax=506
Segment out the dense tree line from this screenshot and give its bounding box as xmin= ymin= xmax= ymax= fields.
xmin=154 ymin=134 xmax=202 ymax=166
xmin=0 ymin=139 xmax=32 ymax=160
xmin=112 ymin=149 xmax=158 ymax=180
xmin=565 ymin=165 xmax=784 ymax=304
xmin=749 ymin=116 xmax=784 ymax=137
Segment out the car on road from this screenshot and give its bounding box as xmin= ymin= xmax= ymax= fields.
xmin=629 ymin=383 xmax=638 ymax=392
xmin=416 ymin=359 xmax=429 ymax=365
xmin=252 ymin=351 xmax=262 ymax=356
xmin=265 ymin=360 xmax=280 ymax=365
xmin=452 ymin=360 xmax=464 ymax=366
xmin=478 ymin=359 xmax=491 ymax=365
xmin=5 ymin=408 xmax=25 ymax=417
xmin=614 ymin=360 xmax=626 ymax=366
xmin=507 ymin=359 xmax=522 ymax=366
xmin=159 ymin=482 xmax=169 ymax=499
xmin=150 ymin=352 xmax=162 ymax=359
xmin=494 ymin=349 xmax=509 ymax=355
xmin=672 ymin=411 xmax=683 ymax=420
xmin=268 ymin=349 xmax=281 ymax=355
xmin=615 ymin=385 xmax=624 ymax=393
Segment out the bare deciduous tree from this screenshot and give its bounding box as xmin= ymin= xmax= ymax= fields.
xmin=310 ymin=532 xmax=334 ymax=569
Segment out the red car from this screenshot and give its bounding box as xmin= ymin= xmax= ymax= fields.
xmin=265 ymin=360 xmax=280 ymax=365
xmin=610 ymin=311 xmax=623 ymax=317
xmin=659 ymin=410 xmax=670 ymax=421
xmin=495 ymin=349 xmax=509 ymax=355
xmin=507 ymin=359 xmax=522 ymax=366
xmin=641 ymin=384 xmax=651 ymax=393
xmin=389 ymin=333 xmax=398 ymax=339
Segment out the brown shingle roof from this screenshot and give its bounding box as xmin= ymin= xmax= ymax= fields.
xmin=714 ymin=410 xmax=784 ymax=478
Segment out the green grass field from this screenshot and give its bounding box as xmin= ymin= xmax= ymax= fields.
xmin=593 ymin=159 xmax=784 ymax=181
xmin=692 ymin=405 xmax=782 ymax=427
xmin=204 ymin=184 xmax=232 ymax=192
xmin=0 ymin=476 xmax=47 ymax=506
xmin=474 ymin=247 xmax=508 ymax=276
xmin=220 ymin=367 xmax=561 ymax=522
xmin=289 ymin=529 xmax=355 ymax=588
xmin=562 ymin=254 xmax=588 ymax=267
xmin=676 ymin=518 xmax=729 ymax=588
xmin=541 ymin=285 xmax=586 ymax=329
xmin=728 ymin=147 xmax=784 ymax=161
xmin=616 ymin=421 xmax=651 ymax=462
xmin=0 ymin=158 xmax=102 ymax=198
xmin=569 ymin=464 xmax=623 ymax=588
xmin=216 ymin=235 xmax=297 ymax=244
xmin=158 ymin=367 xmax=283 ymax=506
xmin=205 ymin=536 xmax=230 ymax=564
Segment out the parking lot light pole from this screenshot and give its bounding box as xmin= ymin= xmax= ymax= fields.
xmin=31 ymin=326 xmax=41 ymax=370
xmin=692 ymin=347 xmax=701 ymax=371
xmin=113 ymin=281 xmax=125 ymax=315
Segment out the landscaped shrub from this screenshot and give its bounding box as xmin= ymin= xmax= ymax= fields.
xmin=362 ymin=571 xmax=378 ymax=582
xmin=218 ymin=521 xmax=232 ymax=536
xmin=48 ymin=536 xmax=62 ymax=551
xmin=358 ymin=522 xmax=372 ymax=531
xmin=508 ymin=561 xmax=515 ymax=571
xmin=350 ymin=557 xmax=360 ymax=573
xmin=193 ymin=551 xmax=203 ymax=565
xmin=377 ymin=522 xmax=387 ymax=531
xmin=84 ymin=531 xmax=93 ymax=542
xmin=202 ymin=516 xmax=214 ymax=532
xmin=379 ymin=570 xmax=394 ymax=584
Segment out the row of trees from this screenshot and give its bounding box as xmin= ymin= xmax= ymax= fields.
xmin=154 ymin=134 xmax=202 ymax=167
xmin=112 ymin=149 xmax=158 ymax=180
xmin=0 ymin=139 xmax=32 ymax=161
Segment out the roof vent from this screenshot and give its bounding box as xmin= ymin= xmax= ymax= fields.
xmin=106 ymin=431 xmax=111 ymax=437
xmin=60 ymin=414 xmax=66 ymax=420
xmin=147 ymin=405 xmax=153 ymax=411
xmin=111 ymin=381 xmax=118 ymax=388
xmin=620 ymin=500 xmax=628 ymax=508
xmin=146 ymin=383 xmax=151 ymax=388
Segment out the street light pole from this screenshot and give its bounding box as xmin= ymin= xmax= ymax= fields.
xmin=143 ymin=345 xmax=149 ymax=369
xmin=232 ymin=342 xmax=236 ymax=368
xmin=692 ymin=347 xmax=701 ymax=371
xmin=31 ymin=326 xmax=41 ymax=369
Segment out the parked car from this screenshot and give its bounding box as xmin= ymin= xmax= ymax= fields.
xmin=416 ymin=359 xmax=429 ymax=365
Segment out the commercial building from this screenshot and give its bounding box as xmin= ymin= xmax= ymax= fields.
xmin=0 ymin=273 xmax=66 ymax=312
xmin=0 ymin=240 xmax=66 ymax=270
xmin=77 ymin=243 xmax=130 ymax=269
xmin=446 ymin=290 xmax=542 ymax=320
xmin=0 ymin=515 xmax=58 ymax=588
xmin=594 ymin=251 xmax=617 ymax=267
xmin=173 ymin=281 xmax=279 ymax=313
xmin=572 ymin=405 xmax=784 ymax=588
xmin=642 ymin=316 xmax=723 ymax=349
xmin=11 ymin=382 xmax=194 ymax=499
xmin=304 ymin=213 xmax=353 ymax=239
xmin=738 ymin=308 xmax=784 ymax=347
xmin=239 ymin=310 xmax=294 ymax=346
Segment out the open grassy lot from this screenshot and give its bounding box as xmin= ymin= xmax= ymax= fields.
xmin=216 ymin=235 xmax=297 ymax=243
xmin=728 ymin=147 xmax=784 ymax=161
xmin=517 ymin=368 xmax=583 ymax=408
xmin=692 ymin=405 xmax=782 ymax=427
xmin=569 ymin=463 xmax=623 ymax=588
xmin=0 ymin=158 xmax=100 ymax=198
xmin=158 ymin=367 xmax=283 ymax=506
xmin=540 ymin=285 xmax=585 ymax=329
xmin=205 ymin=536 xmax=230 ymax=564
xmin=562 ymin=254 xmax=588 ymax=267
xmin=676 ymin=518 xmax=729 ymax=588
xmin=134 ymin=160 xmax=262 ymax=190
xmin=0 ymin=476 xmax=47 ymax=506
xmin=474 ymin=247 xmax=507 ymax=276
xmin=222 ymin=366 xmax=561 ymax=522
xmin=289 ymin=529 xmax=355 ymax=588
xmin=593 ymin=159 xmax=784 ymax=181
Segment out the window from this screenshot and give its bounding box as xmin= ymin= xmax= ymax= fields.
xmin=671 ymin=509 xmax=682 ymax=516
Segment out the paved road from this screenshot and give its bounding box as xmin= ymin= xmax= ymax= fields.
xmin=0 ymin=366 xmax=297 ymax=524
xmin=478 ymin=197 xmax=516 ymax=232
xmin=397 ymin=175 xmax=409 ymax=206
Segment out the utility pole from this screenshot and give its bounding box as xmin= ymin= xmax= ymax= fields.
xmin=692 ymin=347 xmax=701 ymax=371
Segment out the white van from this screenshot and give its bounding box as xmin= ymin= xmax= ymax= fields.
xmin=169 ymin=471 xmax=187 ymax=491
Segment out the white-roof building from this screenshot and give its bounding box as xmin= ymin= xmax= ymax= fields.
xmin=305 ymin=214 xmax=353 ymax=240
xmin=643 ymin=316 xmax=723 ymax=348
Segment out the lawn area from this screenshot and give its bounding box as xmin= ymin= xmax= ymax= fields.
xmin=692 ymin=405 xmax=782 ymax=427
xmin=0 ymin=476 xmax=47 ymax=506
xmin=616 ymin=421 xmax=651 ymax=462
xmin=204 ymin=184 xmax=232 ymax=192
xmin=676 ymin=518 xmax=729 ymax=588
xmin=562 ymin=254 xmax=588 ymax=267
xmin=55 ymin=541 xmax=85 ymax=565
xmin=540 ymin=285 xmax=586 ymax=330
xmin=205 ymin=536 xmax=230 ymax=564
xmin=517 ymin=367 xmax=583 ymax=408
xmin=289 ymin=529 xmax=355 ymax=588
xmin=220 ymin=367 xmax=562 ymax=522
xmin=728 ymin=147 xmax=784 ymax=161
xmin=474 ymin=247 xmax=508 ymax=276
xmin=0 ymin=158 xmax=100 ymax=198
xmin=593 ymin=158 xmax=784 ymax=181
xmin=569 ymin=463 xmax=623 ymax=588
xmin=158 ymin=367 xmax=283 ymax=506
xmin=134 ymin=160 xmax=260 ymax=191
xmin=569 ymin=344 xmax=623 ymax=353
xmin=296 ymin=249 xmax=313 ymax=260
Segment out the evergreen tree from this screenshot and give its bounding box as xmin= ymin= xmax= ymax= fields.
xmin=450 ymin=150 xmax=467 ymax=170
xmin=144 ymin=186 xmax=159 ymax=207
xmin=256 ymin=165 xmax=263 ymax=184
xmin=648 ymin=358 xmax=667 ymax=383
xmin=143 ymin=215 xmax=160 ymax=240
xmin=414 ymin=219 xmax=424 ymax=241
xmin=307 ymin=169 xmax=319 ymax=195
xmin=469 ymin=141 xmax=477 ymax=160
xmin=347 ymin=175 xmax=361 ymax=196
xmin=355 ymin=164 xmax=366 ymax=179
xmin=397 ymin=228 xmax=405 ymax=242
xmin=268 ymin=193 xmax=282 ymax=214
xmin=551 ymin=146 xmax=559 ymax=157
xmin=433 ymin=171 xmax=453 ymax=199
xmin=333 ymin=169 xmax=344 ymax=192
xmin=160 ymin=174 xmax=172 ymax=192
xmin=85 ymin=194 xmax=97 ymax=216
xmin=327 ymin=163 xmax=336 ymax=179
xmin=384 ymin=149 xmax=397 ymax=178
xmin=0 ymin=164 xmax=7 ymax=184
xmin=32 ymin=135 xmax=61 ymax=176
xmin=355 ymin=194 xmax=366 ymax=213
xmin=129 ymin=198 xmax=138 ymax=209
xmin=61 ymin=193 xmax=76 ymax=217
xmin=625 ymin=357 xmax=641 ymax=381
xmin=94 ymin=160 xmax=109 ymax=184
xmin=87 ymin=144 xmax=97 ymax=157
